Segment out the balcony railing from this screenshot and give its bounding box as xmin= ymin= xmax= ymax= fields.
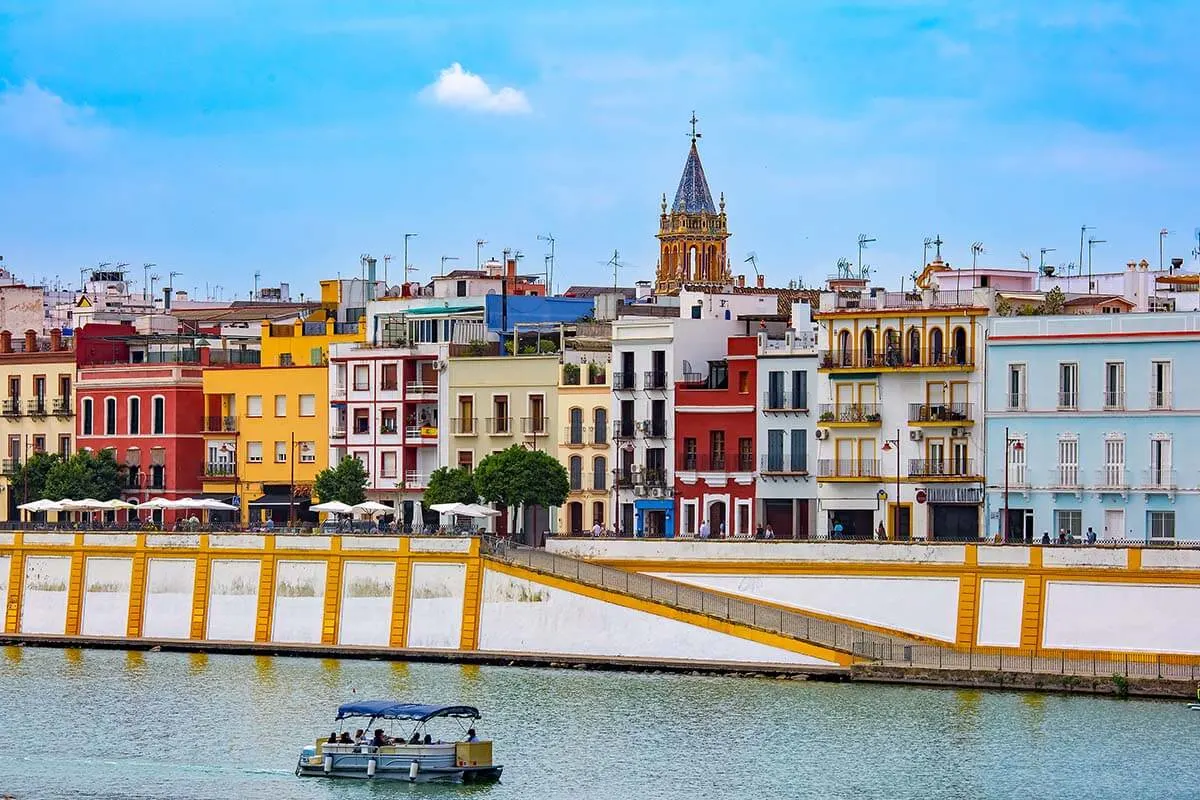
xmin=1141 ymin=468 xmax=1177 ymax=491
xmin=818 ymin=403 xmax=881 ymax=424
xmin=451 ymin=417 xmax=477 ymax=435
xmin=638 ymin=469 xmax=668 ymax=488
xmin=762 ymin=391 xmax=808 ymax=412
xmin=1094 ymin=467 xmax=1130 ymax=490
xmin=26 ymin=398 xmax=47 ymax=416
xmin=819 ymin=349 xmax=973 ymax=370
xmin=405 ymin=425 xmax=437 ymax=441
xmin=487 ymin=416 xmax=512 ymax=435
xmin=331 ymin=385 xmax=347 ymax=400
xmin=613 ymin=371 xmax=636 ymax=391
xmin=643 ymin=371 xmax=668 ymax=391
xmin=202 ymin=415 xmax=238 ymax=433
xmin=52 ymin=396 xmax=73 ymax=416
xmin=2 ymin=399 xmax=20 ymax=416
xmin=615 ymin=472 xmax=634 ymax=489
xmin=678 ymin=453 xmax=734 ymax=472
xmin=1149 ymin=390 xmax=1173 ymax=410
xmin=817 ymin=459 xmax=880 ymax=478
xmin=761 ymin=454 xmax=808 ymax=474
xmin=564 ymin=425 xmax=592 ymax=446
xmin=330 ymin=425 xmax=347 ymax=439
xmin=1050 ymin=466 xmax=1081 ymax=489
xmin=521 ymin=416 xmax=549 ymax=435
xmin=1057 ymin=391 xmax=1078 ymax=410
xmin=908 ymin=459 xmax=976 ymax=478
xmin=643 ymin=420 xmax=668 ymax=438
xmin=1102 ymin=390 xmax=1125 ymax=411
xmin=1006 ymin=392 xmax=1026 ymax=411
xmin=380 ymin=421 xmax=399 ymax=435
xmin=403 ymin=471 xmax=429 ymax=487
xmin=407 ymin=381 xmax=437 ymax=395
xmin=1 ymin=459 xmax=20 ymax=475
xmin=613 ymin=420 xmax=635 ymax=440
xmin=204 ymin=463 xmax=238 ymax=478
xmin=908 ymin=403 xmax=972 ymax=423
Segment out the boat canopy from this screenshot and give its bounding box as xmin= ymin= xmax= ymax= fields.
xmin=335 ymin=701 xmax=481 ymax=722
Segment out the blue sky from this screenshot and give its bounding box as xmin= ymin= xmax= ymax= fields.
xmin=1 ymin=0 xmax=1198 ymax=297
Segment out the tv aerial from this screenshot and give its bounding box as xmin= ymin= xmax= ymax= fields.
xmin=971 ymin=242 xmax=985 ymax=270
xmin=1019 ymin=250 xmax=1031 ymax=271
xmin=743 ymin=252 xmax=760 ymax=279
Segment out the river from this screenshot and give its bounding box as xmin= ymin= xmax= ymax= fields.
xmin=0 ymin=646 xmax=1195 ymax=799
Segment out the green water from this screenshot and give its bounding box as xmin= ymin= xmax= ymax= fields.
xmin=0 ymin=647 xmax=1196 ymax=799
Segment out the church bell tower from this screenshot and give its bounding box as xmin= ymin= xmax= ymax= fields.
xmin=653 ymin=113 xmax=731 ymax=296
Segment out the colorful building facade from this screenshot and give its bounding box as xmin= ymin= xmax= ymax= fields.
xmin=557 ymin=358 xmax=611 ymax=534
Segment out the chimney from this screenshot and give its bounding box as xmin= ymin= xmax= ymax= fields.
xmin=0 ymin=331 xmax=10 ymax=354
xmin=756 ymin=274 xmax=765 ymax=289
xmin=737 ymin=275 xmax=745 ymax=288
xmin=1171 ymin=257 xmax=1184 ymax=272
xmin=163 ymin=287 xmax=172 ymax=310
xmin=50 ymin=329 xmax=61 ymax=351
xmin=24 ymin=330 xmax=37 ymax=352
xmin=506 ymin=258 xmax=517 ymax=279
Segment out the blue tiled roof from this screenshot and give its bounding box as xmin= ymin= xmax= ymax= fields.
xmin=671 ymin=141 xmax=717 ymax=215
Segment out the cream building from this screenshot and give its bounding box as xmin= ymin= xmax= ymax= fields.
xmin=557 ymin=356 xmax=612 ymax=534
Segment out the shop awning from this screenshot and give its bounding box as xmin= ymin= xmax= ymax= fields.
xmin=248 ymin=494 xmax=309 ymax=508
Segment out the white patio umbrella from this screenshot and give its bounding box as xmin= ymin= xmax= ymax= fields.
xmin=351 ymin=501 xmax=392 ymax=516
xmin=462 ymin=503 xmax=502 ymax=518
xmin=196 ymin=498 xmax=239 ymax=511
xmin=429 ymin=502 xmax=470 ymax=515
xmin=104 ymin=499 xmax=136 ymax=510
xmin=411 ymin=501 xmax=425 ymax=533
xmin=169 ymin=497 xmax=204 ymax=509
xmin=18 ymin=499 xmax=62 ymax=512
xmin=59 ymin=499 xmax=109 ymax=511
xmin=137 ymin=497 xmax=175 ymax=509
xmin=310 ymin=500 xmax=353 ymax=514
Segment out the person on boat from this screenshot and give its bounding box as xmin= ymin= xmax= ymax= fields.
xmin=465 ymin=728 xmax=478 ymax=743
xmin=338 ymin=732 xmax=352 ymax=744
xmin=371 ymin=729 xmax=387 ymax=748
xmin=409 ymin=731 xmax=421 ymax=744
xmin=423 ymin=734 xmax=433 ymax=745
xmin=354 ymin=729 xmax=365 ymax=743
xmin=328 ymin=732 xmax=338 ymax=744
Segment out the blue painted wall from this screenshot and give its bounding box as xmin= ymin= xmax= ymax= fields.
xmin=485 ymin=295 xmax=595 ymax=333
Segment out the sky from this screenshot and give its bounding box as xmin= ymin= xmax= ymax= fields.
xmin=1 ymin=0 xmax=1199 ymax=298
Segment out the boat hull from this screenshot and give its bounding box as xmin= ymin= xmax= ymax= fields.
xmin=296 ymin=763 xmax=503 ymax=783
xmin=296 ymin=745 xmax=502 ymax=784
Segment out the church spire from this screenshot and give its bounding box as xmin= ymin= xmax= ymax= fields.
xmin=671 ymin=112 xmax=717 ymax=214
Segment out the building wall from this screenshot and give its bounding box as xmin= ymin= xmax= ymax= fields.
xmin=556 ymin=360 xmax=612 ymax=533
xmin=0 ymin=353 xmax=76 ymax=521
xmin=258 ymin=318 xmax=364 ymax=368
xmin=755 ymin=332 xmax=819 ymax=539
xmin=985 ymin=312 xmax=1200 ymax=542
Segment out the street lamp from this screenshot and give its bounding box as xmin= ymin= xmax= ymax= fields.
xmin=1002 ymin=426 xmax=1025 ymax=542
xmin=880 ymin=429 xmax=902 ymax=540
xmin=288 ymin=434 xmax=315 ymax=529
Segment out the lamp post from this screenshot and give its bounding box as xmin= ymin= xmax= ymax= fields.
xmin=1002 ymin=425 xmax=1025 ymax=542
xmin=880 ymin=429 xmax=901 ymax=540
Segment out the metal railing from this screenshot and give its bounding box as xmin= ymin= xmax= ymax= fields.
xmin=1095 ymin=467 xmax=1130 ymax=491
xmin=52 ymin=397 xmax=73 ymax=416
xmin=204 ymin=463 xmax=237 ymax=478
xmin=761 ymin=454 xmax=808 ymax=475
xmin=613 ymin=371 xmax=636 ymax=391
xmin=1 ymin=459 xmax=20 ymax=475
xmin=26 ymin=398 xmax=46 ymax=416
xmin=202 ymin=415 xmax=238 ymax=433
xmin=564 ymin=425 xmax=592 ymax=445
xmin=819 ymin=349 xmax=974 ymax=370
xmin=1057 ymin=391 xmax=1078 ymax=410
xmin=407 ymin=381 xmax=437 ymax=394
xmin=451 ymin=417 xmax=477 ymax=435
xmin=487 ymin=416 xmax=512 ymax=435
xmin=612 ymin=420 xmax=635 ymax=440
xmin=481 ymin=538 xmax=911 ymax=656
xmin=1141 ymin=468 xmax=1177 ymax=491
xmin=1149 ymin=390 xmax=1172 ymax=410
xmin=817 ymin=459 xmax=880 ymax=478
xmin=643 ymin=370 xmax=668 ymax=391
xmin=2 ymin=399 xmax=20 ymax=416
xmin=762 ymin=391 xmax=808 ymax=412
xmin=1103 ymin=390 xmax=1125 ymax=411
xmin=644 ymin=420 xmax=668 ymax=438
xmin=1006 ymin=392 xmax=1026 ymax=411
xmin=521 ymin=416 xmax=549 ymax=435
xmin=818 ymin=403 xmax=881 ymax=423
xmin=908 ymin=402 xmax=971 ymax=423
xmin=908 ymin=459 xmax=975 ymax=478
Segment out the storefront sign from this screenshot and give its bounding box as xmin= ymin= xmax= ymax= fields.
xmin=926 ymin=487 xmax=983 ymax=504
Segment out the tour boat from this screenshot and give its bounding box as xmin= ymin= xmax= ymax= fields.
xmin=296 ymin=701 xmax=503 ymax=783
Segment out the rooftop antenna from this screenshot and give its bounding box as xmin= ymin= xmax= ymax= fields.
xmin=476 ymin=239 xmax=487 ymax=269
xmin=923 ymin=237 xmax=934 ymax=267
xmin=254 ymin=270 xmax=262 ymax=298
xmin=440 ymin=255 xmax=459 ymax=277
xmin=602 ymin=249 xmax=631 ymax=290
xmin=169 ymin=270 xmax=183 ymax=295
xmin=971 ymin=242 xmax=985 ymax=271
xmin=1019 ymin=250 xmax=1031 ymax=271
xmin=1086 ymin=236 xmax=1106 ymax=290
xmin=743 ymin=252 xmax=760 ymax=279
xmin=383 ymin=255 xmax=392 ymax=285
xmin=403 ymin=233 xmax=418 ymax=285
xmin=1039 ymin=247 xmax=1055 ymax=270
xmin=537 ymin=233 xmax=556 ymax=293
xmin=1159 ymin=228 xmax=1172 ymax=272
xmin=150 ymin=273 xmax=161 ymax=304
xmin=856 ymin=234 xmax=876 ymax=278
xmin=1192 ymin=227 xmax=1200 ymax=264
xmin=142 ymin=263 xmax=155 ymax=301
xmin=1078 ymin=225 xmax=1093 ymax=277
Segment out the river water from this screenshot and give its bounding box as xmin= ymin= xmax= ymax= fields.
xmin=0 ymin=646 xmax=1196 ymax=799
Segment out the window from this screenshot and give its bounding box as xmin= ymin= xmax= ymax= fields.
xmin=353 ymin=408 xmax=370 ymax=434
xmin=1007 ymin=437 xmax=1026 ymax=486
xmin=1058 ymin=363 xmax=1078 ymax=409
xmin=1149 ymin=510 xmax=1175 ymax=541
xmin=929 ymin=328 xmax=944 ymax=363
xmin=298 ymin=441 xmax=315 ymax=463
xmin=247 ymin=441 xmax=263 ymax=463
xmin=952 ymin=327 xmax=968 ymax=365
xmin=1054 ymin=510 xmax=1082 ymax=541
xmin=592 ymin=501 xmax=605 ymax=527
xmin=907 ymin=328 xmax=921 ymax=365
xmin=1104 ymin=362 xmax=1125 ymax=410
xmin=736 ymin=503 xmax=750 ymax=537
xmin=650 ymin=399 xmax=666 ymax=436
xmin=32 ymin=435 xmax=44 ymax=453
xmin=593 ymin=408 xmax=607 ymax=444
xmin=149 ymin=447 xmax=166 ymax=490
xmin=247 ymin=395 xmax=263 ymax=417
xmin=492 ymin=396 xmax=509 ymax=434
xmin=33 ymin=375 xmax=45 ymax=400
xmin=58 ymin=434 xmax=71 ymax=457
xmin=353 ymin=364 xmax=369 ymax=391
xmin=569 ymin=456 xmax=583 ymax=491
xmin=275 ymin=441 xmax=287 ymax=463
xmin=1151 ymin=361 xmax=1171 ymax=409
xmin=380 ymin=451 xmax=397 ymax=478
xmin=737 ymin=371 xmax=749 ymax=394
xmin=1057 ymin=437 xmax=1078 ymax=486
xmin=709 ymin=430 xmax=725 ymax=470
xmin=682 ymin=437 xmax=697 ymax=470
xmin=7 ymin=376 xmax=18 ymax=398
xmin=528 ymin=394 xmax=545 ymax=433
xmin=279 ymin=353 xmax=293 ymax=366
xmin=790 ymin=429 xmax=807 ymax=472
xmin=1103 ymin=437 xmax=1125 ymax=486
xmin=128 ymin=397 xmax=140 ymax=434
xmin=274 ymin=395 xmax=286 ymax=417
xmin=593 ymin=456 xmax=606 ymax=490
xmin=334 ymin=364 xmax=346 ymax=391
xmin=152 ymin=396 xmax=165 ymax=434
xmin=459 ymin=396 xmax=475 ymax=432
xmin=767 ymin=371 xmax=784 ymax=409
xmin=81 ymin=397 xmax=94 ymax=435
xmin=738 ymin=437 xmax=753 ymax=471
xmin=792 ymin=370 xmax=808 ymax=410
xmin=457 ymin=451 xmax=474 ymax=472
xmin=1150 ymin=437 xmax=1172 ymax=487
xmin=299 ymin=394 xmax=316 ymax=417
xmin=766 ymin=430 xmax=784 ymax=472
xmin=569 ymin=407 xmax=583 ymax=445
xmin=381 ymin=408 xmax=398 ymax=434
xmin=380 ymin=363 xmax=398 ymax=391
xmin=1007 ymin=364 xmax=1025 ymax=410
xmin=104 ymin=397 xmax=117 ymax=435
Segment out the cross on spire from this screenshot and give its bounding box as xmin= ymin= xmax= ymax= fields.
xmin=933 ymin=234 xmax=944 ymax=260
xmin=688 ymin=111 xmax=701 ymax=143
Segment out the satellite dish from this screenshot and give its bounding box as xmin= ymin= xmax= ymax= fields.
xmin=1041 ymin=265 xmax=1056 ymax=277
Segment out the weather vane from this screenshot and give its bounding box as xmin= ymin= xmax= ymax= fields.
xmin=688 ymin=111 xmax=701 ymax=143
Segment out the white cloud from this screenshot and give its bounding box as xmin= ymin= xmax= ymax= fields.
xmin=423 ymin=63 xmax=530 ymax=114
xmin=0 ymin=80 xmax=107 ymax=152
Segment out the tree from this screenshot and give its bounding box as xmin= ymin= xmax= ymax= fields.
xmin=313 ymin=456 xmax=368 ymax=505
xmin=1042 ymin=286 xmax=1066 ymax=315
xmin=474 ymin=446 xmax=569 ymax=534
xmin=42 ymin=449 xmax=123 ymax=501
xmin=423 ymin=466 xmax=478 ymax=506
xmin=12 ymin=452 xmax=62 ymax=504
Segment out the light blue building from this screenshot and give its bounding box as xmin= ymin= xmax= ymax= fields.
xmin=985 ymin=312 xmax=1199 ymax=543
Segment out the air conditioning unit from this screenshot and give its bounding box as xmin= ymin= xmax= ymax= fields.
xmin=431 ymin=360 xmax=447 ymax=371
xmin=631 ymin=465 xmax=644 ymax=480
xmin=635 ymin=420 xmax=649 ymax=433
xmin=950 ymin=427 xmax=968 ymax=437
xmin=650 ymin=487 xmax=664 ymax=498
xmin=909 ymin=430 xmax=924 ymax=441
xmin=814 ymin=429 xmax=829 ymax=440
xmin=634 ymin=485 xmax=647 ymax=497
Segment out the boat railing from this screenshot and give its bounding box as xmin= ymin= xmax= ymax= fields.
xmin=479 ymin=535 xmax=913 ymax=657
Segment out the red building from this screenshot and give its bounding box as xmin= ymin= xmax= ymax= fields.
xmin=74 ymin=324 xmax=244 ymax=523
xmin=673 ymin=336 xmax=757 ymax=537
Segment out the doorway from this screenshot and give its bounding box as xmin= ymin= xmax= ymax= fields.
xmin=567 ymin=502 xmax=583 ymax=534
xmin=1005 ymin=508 xmax=1034 ymax=542
xmin=890 ymin=503 xmax=911 ymax=541
xmin=1103 ymin=508 xmax=1125 ymax=541
xmin=706 ymin=500 xmax=727 ymax=536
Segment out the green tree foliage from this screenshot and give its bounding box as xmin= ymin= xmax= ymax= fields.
xmin=313 ymin=456 xmax=369 ymax=505
xmin=474 ymin=446 xmax=569 ymax=531
xmin=1042 ymin=286 xmax=1066 ymax=315
xmin=11 ymin=452 xmax=62 ymax=502
xmin=423 ymin=466 xmax=479 ymax=506
xmin=42 ymin=449 xmax=123 ymax=500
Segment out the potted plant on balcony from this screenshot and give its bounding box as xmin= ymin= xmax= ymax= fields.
xmin=562 ymin=363 xmax=581 ymax=385
xmin=588 ymin=363 xmax=606 ymax=384
xmin=819 ymin=410 xmax=835 ymax=422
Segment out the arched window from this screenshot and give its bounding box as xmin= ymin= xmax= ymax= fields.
xmin=930 ymin=328 xmax=945 ymax=364
xmin=593 ymin=407 xmax=607 ymax=445
xmin=128 ymin=397 xmax=141 ymax=435
xmin=81 ymin=397 xmax=94 ymax=436
xmin=569 ymin=407 xmax=583 ymax=445
xmin=104 ymin=396 xmax=117 ymax=435
xmin=593 ymin=456 xmax=607 ymax=490
xmin=883 ymin=328 xmax=900 ymax=366
xmin=569 ymin=456 xmax=583 ymax=491
xmin=152 ymin=396 xmax=166 ymax=435
xmin=952 ymin=327 xmax=968 ymax=365
xmin=861 ymin=329 xmax=875 ymax=366
xmin=907 ymin=328 xmax=921 ymax=365
xmin=838 ymin=330 xmax=851 ymax=366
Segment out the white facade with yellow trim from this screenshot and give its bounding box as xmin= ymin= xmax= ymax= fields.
xmin=556 ymin=358 xmax=611 ymax=533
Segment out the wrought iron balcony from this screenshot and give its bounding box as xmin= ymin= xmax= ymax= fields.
xmin=563 ymin=425 xmax=592 ymax=446
xmin=26 ymin=398 xmax=47 ymax=417
xmin=816 ymin=459 xmax=880 ymax=479
xmin=761 ymin=454 xmax=808 ymax=475
xmin=817 ymin=403 xmax=881 ymax=424
xmin=2 ymin=399 xmax=21 ymax=416
xmin=52 ymin=396 xmax=73 ymax=416
xmin=612 ymin=420 xmax=635 ymax=440
xmin=202 ymin=415 xmax=238 ymax=433
xmin=762 ymin=391 xmax=808 ymax=412
xmin=908 ymin=403 xmax=972 ymax=424
xmin=908 ymin=459 xmax=976 ymax=478
xmin=204 ymin=463 xmax=238 ymax=479
xmin=613 ymin=371 xmax=637 ymax=391
xmin=487 ymin=416 xmax=512 ymax=435
xmin=643 ymin=370 xmax=669 ymax=391
xmin=450 ymin=417 xmax=477 ymax=436
xmin=521 ymin=416 xmax=549 ymax=435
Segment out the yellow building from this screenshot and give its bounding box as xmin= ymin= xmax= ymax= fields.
xmin=445 ymin=353 xmax=561 ymax=533
xmin=201 ymin=365 xmax=329 ymax=524
xmin=556 ymin=359 xmax=611 ymax=533
xmin=259 ymin=317 xmax=365 ymax=368
xmin=0 ymin=330 xmax=76 ymax=521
